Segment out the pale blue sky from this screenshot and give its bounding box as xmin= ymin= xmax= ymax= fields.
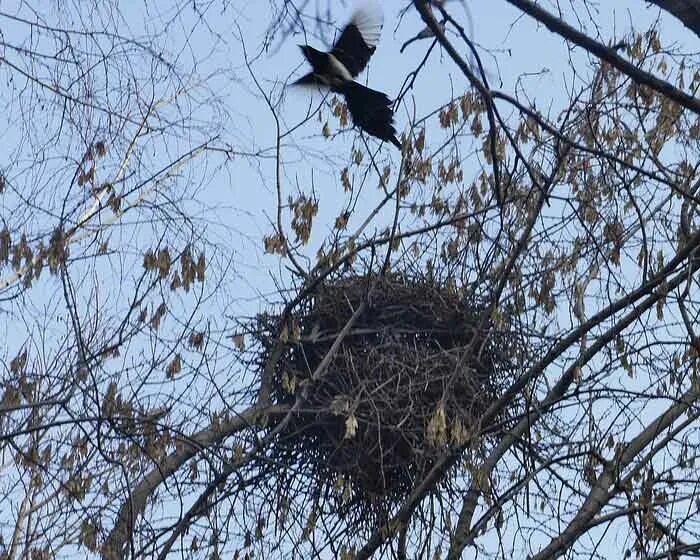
xmin=0 ymin=1 xmax=698 ymax=557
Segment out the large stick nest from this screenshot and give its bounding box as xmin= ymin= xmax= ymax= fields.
xmin=253 ymin=272 xmax=523 ymax=522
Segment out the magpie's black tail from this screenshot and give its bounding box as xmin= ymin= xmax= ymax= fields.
xmin=339 ymin=81 xmax=401 ymax=149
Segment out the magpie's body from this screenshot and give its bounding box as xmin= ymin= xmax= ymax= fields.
xmin=294 ymin=2 xmax=401 ymax=149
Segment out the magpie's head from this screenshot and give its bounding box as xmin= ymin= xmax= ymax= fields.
xmin=298 ymin=44 xmax=312 ymax=59
xmin=298 ymin=44 xmax=327 ymax=70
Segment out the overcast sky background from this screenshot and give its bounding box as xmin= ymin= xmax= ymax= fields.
xmin=0 ymin=0 xmax=698 ymax=557
xmin=143 ymin=0 xmax=694 ymax=313
xmin=2 ymin=0 xmax=694 ymax=323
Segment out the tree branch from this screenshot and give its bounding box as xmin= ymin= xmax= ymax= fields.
xmin=529 ymin=384 xmax=700 ymax=560
xmin=647 ymin=0 xmax=700 ymax=39
xmin=447 ymin=235 xmax=700 ymax=557
xmin=102 ymin=404 xmax=286 ymax=559
xmin=504 ymin=0 xmax=700 ymax=115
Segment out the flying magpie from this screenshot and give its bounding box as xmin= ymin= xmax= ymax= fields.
xmin=294 ymin=1 xmax=401 ymax=150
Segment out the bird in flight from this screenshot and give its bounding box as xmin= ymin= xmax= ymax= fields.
xmin=294 ymin=1 xmax=401 ymax=150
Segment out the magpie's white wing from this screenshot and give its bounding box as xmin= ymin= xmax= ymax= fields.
xmin=349 ymin=1 xmax=384 ymax=48
xmin=330 ymin=1 xmax=384 ymax=77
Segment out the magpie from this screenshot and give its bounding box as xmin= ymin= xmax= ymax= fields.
xmin=294 ymin=1 xmax=401 ymax=150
